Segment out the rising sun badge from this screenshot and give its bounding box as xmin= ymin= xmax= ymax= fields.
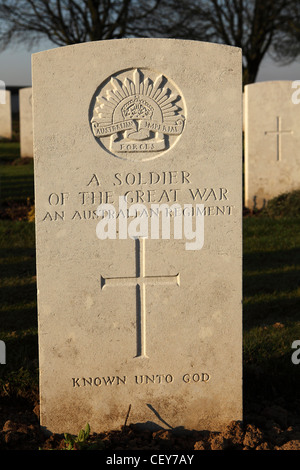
xmin=90 ymin=68 xmax=186 ymax=161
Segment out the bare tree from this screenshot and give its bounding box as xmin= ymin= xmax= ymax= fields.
xmin=136 ymin=0 xmax=298 ymax=85
xmin=272 ymin=0 xmax=300 ymax=64
xmin=0 ymin=0 xmax=161 ymax=49
xmin=0 ymin=0 xmax=298 ymax=85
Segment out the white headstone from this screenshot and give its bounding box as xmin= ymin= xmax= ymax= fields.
xmin=0 ymin=340 xmax=6 ymax=364
xmin=0 ymin=90 xmax=12 ymax=140
xmin=244 ymin=81 xmax=300 ymax=209
xmin=0 ymin=80 xmax=5 ymax=104
xmin=19 ymin=87 xmax=33 ymax=158
xmin=33 ymin=39 xmax=243 ymax=435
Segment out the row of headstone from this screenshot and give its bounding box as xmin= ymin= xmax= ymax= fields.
xmin=3 ymin=78 xmax=300 ymax=211
xmin=0 ymin=86 xmax=33 ymax=157
xmin=0 ymin=90 xmax=12 ymax=140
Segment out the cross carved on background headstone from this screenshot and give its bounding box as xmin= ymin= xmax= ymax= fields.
xmin=265 ymin=116 xmax=293 ymax=161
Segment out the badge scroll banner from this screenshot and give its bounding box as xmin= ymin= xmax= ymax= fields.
xmin=91 ymin=118 xmax=185 ymax=138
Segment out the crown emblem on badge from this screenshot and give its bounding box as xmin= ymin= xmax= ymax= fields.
xmin=90 ymin=68 xmax=186 ymax=160
xmin=121 ymin=97 xmax=154 ymax=120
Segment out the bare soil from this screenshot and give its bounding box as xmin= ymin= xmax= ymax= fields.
xmin=0 ymin=392 xmax=300 ymax=451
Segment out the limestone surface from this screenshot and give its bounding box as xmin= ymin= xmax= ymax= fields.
xmin=244 ymin=81 xmax=300 ymax=209
xmin=19 ymin=87 xmax=33 ymax=158
xmin=0 ymin=90 xmax=12 ymax=140
xmin=33 ymin=38 xmax=243 ymax=435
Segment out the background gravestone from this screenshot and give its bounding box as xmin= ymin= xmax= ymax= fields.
xmin=0 ymin=90 xmax=12 ymax=140
xmin=244 ymin=81 xmax=300 ymax=209
xmin=0 ymin=341 xmax=5 ymax=364
xmin=33 ymin=38 xmax=243 ymax=435
xmin=19 ymin=87 xmax=33 ymax=158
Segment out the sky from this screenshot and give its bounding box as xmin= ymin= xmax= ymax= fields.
xmin=1 ymin=41 xmax=300 ymax=87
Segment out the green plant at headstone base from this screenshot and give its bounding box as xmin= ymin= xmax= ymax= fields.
xmin=261 ymin=190 xmax=300 ymax=218
xmin=27 ymin=204 xmax=35 ymax=222
xmin=63 ymin=423 xmax=105 ymax=450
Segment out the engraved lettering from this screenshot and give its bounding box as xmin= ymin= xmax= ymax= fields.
xmin=135 ymin=374 xmax=174 ymax=384
xmin=182 ymin=373 xmax=210 ymax=383
xmin=79 ymin=191 xmax=114 ymax=205
xmin=158 ymin=189 xmax=170 ymax=203
xmin=72 ymin=376 xmax=127 ymax=387
xmin=182 ymin=171 xmax=191 ymax=184
xmin=123 ymin=189 xmax=179 ymax=204
xmin=114 ymin=173 xmax=122 ymax=185
xmin=125 ymin=173 xmax=136 ymax=185
xmin=72 ymin=210 xmax=82 ymax=220
xmin=116 ymin=376 xmax=127 ymax=385
xmin=48 ymin=192 xmax=69 ymax=205
xmin=48 ymin=193 xmax=59 ymax=206
xmin=83 ymin=377 xmax=93 ymax=386
xmin=216 ymin=206 xmax=225 ymax=215
xmin=72 ymin=373 xmax=210 ymax=387
xmin=71 ymin=210 xmax=102 ymax=220
xmin=42 ymin=211 xmax=65 ymax=221
xmin=220 ymin=188 xmax=228 ymax=200
xmin=189 ymin=188 xmax=207 ymax=201
xmin=113 ymin=171 xmax=191 ymax=187
xmin=145 ymin=375 xmax=155 ymax=384
xmin=87 ymin=174 xmax=100 ymax=186
xmin=151 ymin=172 xmax=160 ymax=185
xmin=42 ymin=212 xmax=53 ymax=222
xmin=189 ymin=188 xmax=229 ymax=202
xmin=102 ymin=376 xmax=115 ymax=385
xmin=205 ymin=188 xmax=217 ymax=200
xmin=72 ymin=378 xmax=80 ymax=387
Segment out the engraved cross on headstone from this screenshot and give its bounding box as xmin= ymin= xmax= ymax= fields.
xmin=264 ymin=116 xmax=293 ymax=161
xmin=100 ymin=238 xmax=180 ymax=358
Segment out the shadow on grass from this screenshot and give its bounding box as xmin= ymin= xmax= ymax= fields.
xmin=243 ymin=248 xmax=300 ymax=328
xmin=0 ymin=228 xmax=38 ymax=394
xmin=0 ymin=303 xmax=37 ymax=333
xmin=0 ymin=245 xmax=37 ymax=332
xmin=244 ymin=247 xmax=300 ymax=273
xmin=243 ymin=243 xmax=300 ymax=406
xmin=0 ymin=334 xmax=39 ymax=393
xmin=0 ymin=173 xmax=34 ymax=204
xmin=0 ymin=248 xmax=36 ymax=279
xmin=0 ymin=142 xmax=20 ymax=163
xmin=244 ymin=269 xmax=300 ymax=297
xmin=244 ymin=297 xmax=300 ymax=329
xmin=243 ymin=355 xmax=299 ymax=407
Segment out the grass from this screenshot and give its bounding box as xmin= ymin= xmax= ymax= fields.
xmin=0 ymin=142 xmax=34 ymax=205
xmin=0 ymin=220 xmax=38 ymax=397
xmin=0 ymin=140 xmax=299 ymax=410
xmin=0 ymin=140 xmax=37 ymax=399
xmin=243 ymin=217 xmax=300 ymax=403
